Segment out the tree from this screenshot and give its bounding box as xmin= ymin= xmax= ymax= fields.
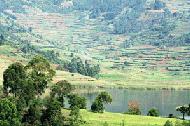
xmin=25 ymin=55 xmax=55 ymax=95
xmin=176 ymin=105 xmax=188 ymax=120
xmin=91 ymin=92 xmax=112 ymax=113
xmin=164 ymin=120 xmax=173 ymax=126
xmin=85 ymin=60 xmax=100 ymax=77
xmin=69 ymin=106 xmax=84 ymax=126
xmin=41 ymin=98 xmax=64 ymax=126
xmin=68 ymin=94 xmax=86 ymax=109
xmin=91 ymin=99 xmax=104 ymax=113
xmin=126 ymin=100 xmax=141 ymax=115
xmin=3 ymin=62 xmax=26 ymax=96
xmin=65 ymin=57 xmax=100 ymax=77
xmin=0 ymin=34 xmax=4 ymax=45
xmin=22 ymin=99 xmax=43 ymax=126
xmin=0 ymin=98 xmax=21 ymax=126
xmin=96 ymin=92 xmax=112 ymax=103
xmin=51 ymin=80 xmax=72 ymax=107
xmin=147 ymin=108 xmax=159 ymax=117
xmin=19 ymin=79 xmax=36 ymax=105
xmin=15 ymin=96 xmax=27 ymax=115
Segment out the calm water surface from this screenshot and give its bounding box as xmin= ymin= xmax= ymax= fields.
xmin=80 ymin=89 xmax=190 ymax=116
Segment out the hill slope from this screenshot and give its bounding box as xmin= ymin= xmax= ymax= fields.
xmin=0 ymin=0 xmax=190 ymax=89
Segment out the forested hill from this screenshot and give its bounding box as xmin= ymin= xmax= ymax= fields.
xmin=74 ymin=0 xmax=190 ymax=47
xmin=1 ymin=0 xmax=190 ymax=47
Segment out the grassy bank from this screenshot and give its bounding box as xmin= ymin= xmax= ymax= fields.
xmin=63 ymin=109 xmax=178 ymax=126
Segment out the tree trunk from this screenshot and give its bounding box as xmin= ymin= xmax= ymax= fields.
xmin=183 ymin=113 xmax=185 ymax=120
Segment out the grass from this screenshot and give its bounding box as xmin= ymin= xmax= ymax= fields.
xmin=63 ymin=109 xmax=178 ymax=126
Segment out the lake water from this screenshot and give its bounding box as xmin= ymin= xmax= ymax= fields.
xmin=80 ymin=89 xmax=190 ymax=116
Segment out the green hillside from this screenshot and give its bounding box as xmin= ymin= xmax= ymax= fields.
xmin=0 ymin=0 xmax=190 ymax=89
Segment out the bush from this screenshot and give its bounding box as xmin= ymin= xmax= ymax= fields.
xmin=125 ymin=100 xmax=141 ymax=115
xmin=68 ymin=94 xmax=86 ymax=109
xmin=91 ymin=99 xmax=104 ymax=113
xmin=174 ymin=121 xmax=183 ymax=126
xmin=147 ymin=108 xmax=159 ymax=117
xmin=91 ymin=92 xmax=112 ymax=113
xmin=168 ymin=114 xmax=174 ymax=118
xmin=164 ymin=120 xmax=173 ymax=126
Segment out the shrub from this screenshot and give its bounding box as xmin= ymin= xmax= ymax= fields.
xmin=68 ymin=94 xmax=86 ymax=109
xmin=164 ymin=120 xmax=173 ymax=126
xmin=147 ymin=108 xmax=159 ymax=117
xmin=91 ymin=92 xmax=112 ymax=113
xmin=126 ymin=100 xmax=141 ymax=115
xmin=91 ymin=100 xmax=104 ymax=113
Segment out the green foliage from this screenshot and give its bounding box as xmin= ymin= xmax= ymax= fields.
xmin=91 ymin=99 xmax=104 ymax=113
xmin=41 ymin=98 xmax=64 ymax=126
xmin=69 ymin=106 xmax=84 ymax=126
xmin=91 ymin=92 xmax=112 ymax=113
xmin=22 ymin=99 xmax=43 ymax=126
xmin=176 ymin=105 xmax=189 ymax=120
xmin=15 ymin=96 xmax=27 ymax=114
xmin=26 ymin=55 xmax=55 ymax=95
xmin=1 ymin=56 xmax=86 ymax=126
xmin=103 ymin=121 xmax=109 ymax=126
xmin=51 ymin=80 xmax=72 ymax=107
xmin=0 ymin=98 xmax=21 ymax=126
xmin=41 ymin=50 xmax=62 ymax=64
xmin=68 ymin=94 xmax=86 ymax=109
xmin=3 ymin=62 xmax=27 ymax=96
xmin=21 ymin=43 xmax=38 ymax=54
xmin=96 ymin=92 xmax=112 ymax=103
xmin=64 ymin=57 xmax=100 ymax=77
xmin=181 ymin=121 xmax=190 ymax=126
xmin=164 ymin=120 xmax=173 ymax=126
xmin=174 ymin=121 xmax=183 ymax=126
xmin=147 ymin=108 xmax=160 ymax=117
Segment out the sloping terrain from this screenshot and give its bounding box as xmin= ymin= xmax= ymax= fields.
xmin=0 ymin=0 xmax=190 ymax=89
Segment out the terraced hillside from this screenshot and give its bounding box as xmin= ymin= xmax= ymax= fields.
xmin=0 ymin=0 xmax=190 ymax=89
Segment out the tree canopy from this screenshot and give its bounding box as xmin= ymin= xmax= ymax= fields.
xmin=1 ymin=55 xmax=84 ymax=126
xmin=91 ymin=92 xmax=112 ymax=113
xmin=51 ymin=80 xmax=72 ymax=107
xmin=0 ymin=98 xmax=21 ymax=126
xmin=25 ymin=55 xmax=55 ymax=95
xmin=3 ymin=62 xmax=26 ymax=96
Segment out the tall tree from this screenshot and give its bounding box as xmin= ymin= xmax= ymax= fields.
xmin=25 ymin=55 xmax=55 ymax=95
xmin=51 ymin=80 xmax=72 ymax=107
xmin=41 ymin=98 xmax=64 ymax=126
xmin=3 ymin=62 xmax=26 ymax=96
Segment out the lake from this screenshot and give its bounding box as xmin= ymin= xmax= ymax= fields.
xmin=80 ymin=89 xmax=190 ymax=116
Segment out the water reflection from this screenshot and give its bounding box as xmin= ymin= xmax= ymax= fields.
xmin=80 ymin=89 xmax=190 ymax=116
